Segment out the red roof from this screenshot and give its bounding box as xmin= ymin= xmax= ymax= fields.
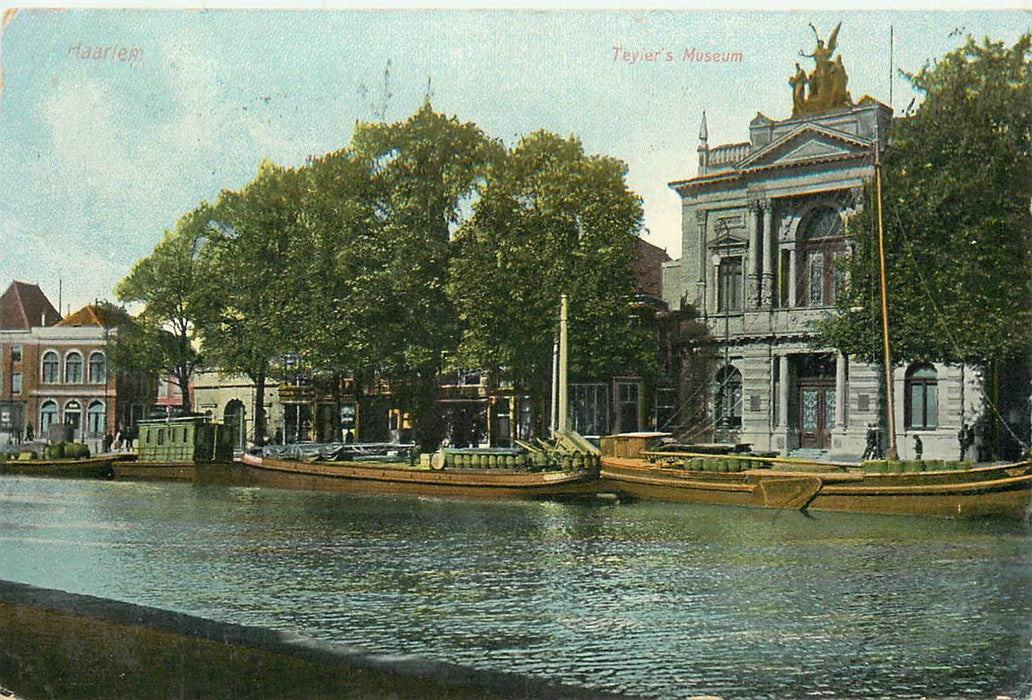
xmin=56 ymin=304 xmax=128 ymax=328
xmin=0 ymin=281 xmax=61 ymax=330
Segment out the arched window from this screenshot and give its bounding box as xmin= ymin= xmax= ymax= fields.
xmin=905 ymin=364 xmax=938 ymax=430
xmin=88 ymin=352 xmax=107 ymax=384
xmin=87 ymin=400 xmax=106 ymax=434
xmin=40 ymin=400 xmax=58 ymax=433
xmin=64 ymin=352 xmax=83 ymax=384
xmin=64 ymin=400 xmax=82 ymax=430
xmin=42 ymin=351 xmax=60 ymax=384
xmin=798 ymin=205 xmax=845 ymax=307
xmin=713 ymin=366 xmax=743 ymax=432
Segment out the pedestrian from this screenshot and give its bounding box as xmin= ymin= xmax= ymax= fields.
xmin=913 ymin=435 xmax=923 ymax=461
xmin=125 ymin=425 xmax=135 ymax=451
xmin=103 ymin=432 xmax=114 ymax=453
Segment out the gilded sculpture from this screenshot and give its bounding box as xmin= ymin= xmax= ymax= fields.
xmin=790 ymin=22 xmax=854 ymax=116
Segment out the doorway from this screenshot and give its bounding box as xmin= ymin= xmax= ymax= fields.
xmin=796 ymin=354 xmax=835 ymax=449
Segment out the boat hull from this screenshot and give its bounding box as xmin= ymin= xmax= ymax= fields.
xmin=0 ymin=457 xmax=114 ymax=479
xmin=241 ymin=453 xmax=599 ymax=500
xmin=111 ymin=460 xmax=245 ymax=485
xmin=601 ymin=457 xmax=1032 ymax=519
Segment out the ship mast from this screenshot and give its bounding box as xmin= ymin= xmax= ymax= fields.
xmin=874 ymin=143 xmax=898 ymax=460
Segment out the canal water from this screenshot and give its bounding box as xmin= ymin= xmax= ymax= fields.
xmin=0 ymin=475 xmax=1029 ymax=699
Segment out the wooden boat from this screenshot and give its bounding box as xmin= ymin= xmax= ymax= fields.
xmin=599 ymin=436 xmax=1032 ymax=519
xmin=239 ymin=451 xmax=599 ymax=500
xmin=0 ymin=455 xmax=114 ymax=479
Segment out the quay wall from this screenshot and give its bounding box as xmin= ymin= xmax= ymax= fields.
xmin=0 ymin=580 xmax=626 ymax=699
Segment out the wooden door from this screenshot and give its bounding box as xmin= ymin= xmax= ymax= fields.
xmin=798 ymin=380 xmax=835 ymax=449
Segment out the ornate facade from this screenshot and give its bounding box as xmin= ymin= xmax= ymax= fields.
xmin=665 ymin=97 xmax=995 ymax=461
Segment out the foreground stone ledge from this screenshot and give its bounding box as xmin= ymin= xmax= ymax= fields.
xmin=0 ymin=580 xmax=628 ymax=699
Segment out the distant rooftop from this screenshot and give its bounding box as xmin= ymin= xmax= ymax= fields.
xmin=0 ymin=280 xmax=61 ymax=330
xmin=57 ymin=303 xmax=128 ymax=328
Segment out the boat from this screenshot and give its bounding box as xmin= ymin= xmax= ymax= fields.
xmin=239 ymin=439 xmax=600 ymax=500
xmin=111 ymin=415 xmax=237 ymax=482
xmin=599 ymin=434 xmax=1032 ymax=519
xmin=0 ymin=454 xmax=115 ymax=479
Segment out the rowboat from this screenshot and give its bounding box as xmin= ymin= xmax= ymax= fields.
xmin=239 ymin=451 xmax=599 ymax=500
xmin=0 ymin=455 xmax=115 ymax=479
xmin=599 ymin=435 xmax=1032 ymax=519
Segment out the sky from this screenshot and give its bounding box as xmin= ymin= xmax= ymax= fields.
xmin=0 ymin=4 xmax=1029 ymax=314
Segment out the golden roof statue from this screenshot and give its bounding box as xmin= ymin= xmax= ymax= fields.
xmin=790 ymin=22 xmax=854 ymax=117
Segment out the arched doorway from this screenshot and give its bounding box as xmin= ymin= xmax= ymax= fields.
xmin=223 ymin=400 xmax=246 ymax=451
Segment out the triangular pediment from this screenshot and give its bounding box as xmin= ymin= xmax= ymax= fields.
xmin=739 ymin=124 xmax=872 ymax=172
xmin=709 ymin=231 xmax=748 ymax=251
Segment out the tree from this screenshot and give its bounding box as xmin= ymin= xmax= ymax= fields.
xmin=449 ymin=130 xmax=648 ymax=433
xmin=348 ymin=101 xmax=499 ymax=450
xmin=198 ymin=161 xmax=307 ymax=445
xmin=821 ymin=33 xmax=1032 ymax=366
xmin=114 ymin=205 xmax=212 ymax=409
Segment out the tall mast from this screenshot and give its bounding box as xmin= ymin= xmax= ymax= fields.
xmin=875 ymin=143 xmax=898 ymax=459
xmin=557 ymin=293 xmax=569 ymax=434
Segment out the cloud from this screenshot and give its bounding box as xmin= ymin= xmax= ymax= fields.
xmin=38 ymin=73 xmax=143 ymax=205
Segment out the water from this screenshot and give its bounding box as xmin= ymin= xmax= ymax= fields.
xmin=1 ymin=475 xmax=1030 ymax=699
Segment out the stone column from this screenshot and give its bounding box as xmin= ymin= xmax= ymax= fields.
xmin=761 ymin=200 xmax=775 ymax=307
xmin=835 ymin=353 xmax=847 ymax=430
xmin=747 ymin=203 xmax=761 ymax=308
xmin=777 ymin=354 xmax=790 ymax=431
xmin=696 ymin=210 xmax=708 ymax=310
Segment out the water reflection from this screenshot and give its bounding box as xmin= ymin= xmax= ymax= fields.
xmin=0 ymin=475 xmax=1029 ymax=698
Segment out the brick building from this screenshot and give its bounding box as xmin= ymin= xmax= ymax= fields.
xmin=0 ymin=282 xmax=154 ymax=453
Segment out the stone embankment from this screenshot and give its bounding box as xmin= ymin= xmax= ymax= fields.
xmin=0 ymin=580 xmax=629 ymax=699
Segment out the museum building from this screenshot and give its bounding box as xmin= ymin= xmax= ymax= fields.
xmin=663 ymin=34 xmax=997 ymax=462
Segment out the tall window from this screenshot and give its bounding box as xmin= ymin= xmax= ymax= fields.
xmin=570 ymin=383 xmax=609 ymax=437
xmin=65 ymin=352 xmax=84 ymax=384
xmin=717 ymin=256 xmax=743 ymax=312
xmin=40 ymin=400 xmax=58 ymax=433
xmin=905 ymin=364 xmax=938 ymax=429
xmin=89 ymin=352 xmax=107 ymax=384
xmin=87 ymin=400 xmax=106 ymax=434
xmin=42 ymin=351 xmax=60 ymax=384
xmin=11 ymin=345 xmax=22 ymax=362
xmin=11 ymin=373 xmax=21 ymax=394
xmin=799 ymin=206 xmax=845 ymax=308
xmin=713 ymin=366 xmax=743 ymax=431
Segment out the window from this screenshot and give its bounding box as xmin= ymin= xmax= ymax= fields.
xmin=799 ymin=206 xmax=846 ymax=308
xmin=65 ymin=352 xmax=84 ymax=384
xmin=64 ymin=400 xmax=82 ymax=430
xmin=40 ymin=400 xmax=58 ymax=433
xmin=905 ymin=364 xmax=938 ymax=429
xmin=11 ymin=345 xmax=22 ymax=362
xmin=570 ymin=383 xmax=609 ymax=437
xmin=713 ymin=366 xmax=743 ymax=431
xmin=42 ymin=351 xmax=60 ymax=384
xmin=89 ymin=352 xmax=106 ymax=384
xmin=717 ymin=256 xmax=743 ymax=312
xmin=11 ymin=373 xmax=21 ymax=394
xmin=87 ymin=400 xmax=106 ymax=434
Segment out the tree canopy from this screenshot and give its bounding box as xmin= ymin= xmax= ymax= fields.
xmin=117 ymin=103 xmax=650 ymax=447
xmin=113 ymin=205 xmax=212 ymax=408
xmin=820 ymin=33 xmax=1032 ymax=366
xmin=449 ymin=130 xmax=649 ymax=426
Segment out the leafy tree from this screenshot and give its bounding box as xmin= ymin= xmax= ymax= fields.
xmin=198 ymin=161 xmax=307 ymax=445
xmin=449 ymin=131 xmax=648 ymax=432
xmin=114 ymin=205 xmax=212 ymax=409
xmin=820 ymin=33 xmax=1032 ymax=367
xmin=348 ymin=101 xmax=500 ymax=450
